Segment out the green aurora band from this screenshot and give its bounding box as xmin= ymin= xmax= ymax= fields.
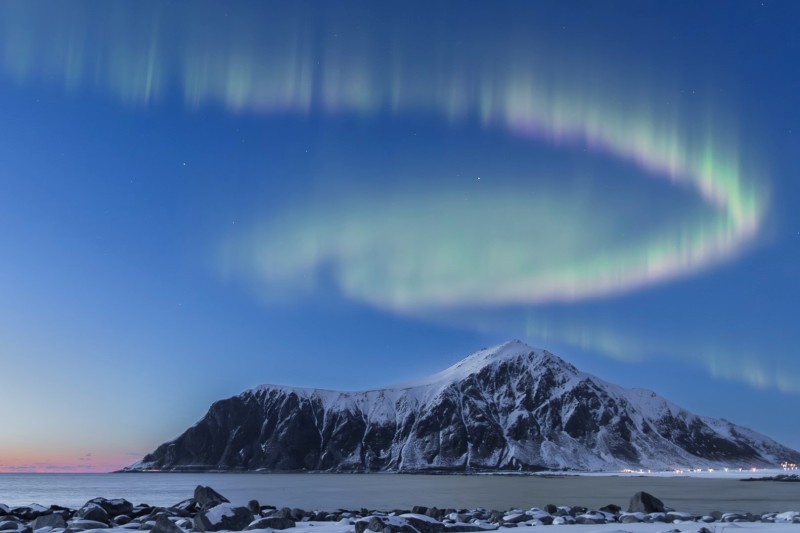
xmin=0 ymin=2 xmax=769 ymax=310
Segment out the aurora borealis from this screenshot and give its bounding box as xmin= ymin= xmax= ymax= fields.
xmin=0 ymin=1 xmax=798 ymax=472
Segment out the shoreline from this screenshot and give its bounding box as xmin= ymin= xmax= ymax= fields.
xmin=1 ymin=485 xmax=799 ymax=533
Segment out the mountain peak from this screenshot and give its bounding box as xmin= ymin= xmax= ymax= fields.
xmin=129 ymin=342 xmax=800 ymax=473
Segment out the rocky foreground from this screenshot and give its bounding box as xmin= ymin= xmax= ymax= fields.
xmin=1 ymin=485 xmax=800 ymax=533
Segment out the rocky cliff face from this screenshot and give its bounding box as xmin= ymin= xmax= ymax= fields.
xmin=127 ymin=340 xmax=800 ymax=472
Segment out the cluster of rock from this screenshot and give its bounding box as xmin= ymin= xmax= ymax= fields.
xmin=1 ymin=486 xmax=800 ymax=533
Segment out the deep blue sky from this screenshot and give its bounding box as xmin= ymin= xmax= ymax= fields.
xmin=1 ymin=1 xmax=799 ymax=471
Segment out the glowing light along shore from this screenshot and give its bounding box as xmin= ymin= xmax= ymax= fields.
xmin=0 ymin=3 xmax=769 ymax=308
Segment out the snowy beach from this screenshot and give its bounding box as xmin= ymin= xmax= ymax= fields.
xmin=2 ymin=483 xmax=800 ymax=533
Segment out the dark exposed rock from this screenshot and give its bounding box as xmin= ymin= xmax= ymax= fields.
xmin=542 ymin=504 xmax=557 ymax=515
xmin=245 ymin=517 xmax=295 ymax=530
xmin=193 ymin=487 xmax=229 ymax=511
xmin=31 ymin=514 xmax=66 ymax=530
xmin=355 ymin=516 xmax=417 ymax=533
xmin=69 ymin=518 xmax=111 ymax=529
xmin=0 ymin=522 xmax=20 ymax=531
xmin=150 ymin=516 xmax=183 ymax=533
xmin=246 ymin=501 xmax=260 ymax=516
xmin=401 ymin=514 xmax=444 ymax=533
xmin=628 ymin=492 xmax=665 ymax=513
xmin=76 ymin=504 xmax=109 ymax=524
xmin=424 ymin=508 xmax=444 ymax=521
xmin=11 ymin=506 xmax=49 ymax=521
xmin=193 ymin=504 xmax=252 ymax=532
xmin=599 ymin=504 xmax=621 ymax=514
xmin=114 ymin=515 xmax=133 ymax=526
xmin=88 ymin=499 xmax=134 ymax=518
xmin=619 ymin=513 xmax=643 ymax=523
xmin=125 ymin=341 xmax=800 ymax=473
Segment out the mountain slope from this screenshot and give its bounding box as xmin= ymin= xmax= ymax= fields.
xmin=127 ymin=340 xmax=800 ymax=472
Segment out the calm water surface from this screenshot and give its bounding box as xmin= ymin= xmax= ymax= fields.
xmin=0 ymin=474 xmax=797 ymax=515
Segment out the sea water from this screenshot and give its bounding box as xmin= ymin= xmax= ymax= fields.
xmin=0 ymin=473 xmax=797 ymax=514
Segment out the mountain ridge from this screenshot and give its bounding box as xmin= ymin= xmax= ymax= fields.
xmin=127 ymin=340 xmax=800 ymax=473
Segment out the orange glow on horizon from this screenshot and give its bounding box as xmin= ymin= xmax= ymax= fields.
xmin=0 ymin=449 xmax=141 ymax=473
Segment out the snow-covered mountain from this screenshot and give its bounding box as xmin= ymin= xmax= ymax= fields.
xmin=127 ymin=340 xmax=800 ymax=472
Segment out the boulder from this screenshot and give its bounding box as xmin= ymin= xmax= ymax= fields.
xmin=619 ymin=513 xmax=643 ymax=524
xmin=399 ymin=514 xmax=445 ymax=533
xmin=193 ymin=504 xmax=252 ymax=532
xmin=76 ymin=504 xmax=109 ymax=524
xmin=627 ymin=492 xmax=665 ymax=513
xmin=245 ymin=517 xmax=295 ymax=530
xmin=12 ymin=506 xmax=50 ymax=520
xmin=69 ymin=519 xmax=110 ymax=529
xmin=0 ymin=522 xmax=20 ymax=532
xmin=88 ymin=499 xmax=134 ymax=518
xmin=425 ymin=508 xmax=444 ymax=521
xmin=246 ymin=501 xmax=260 ymax=516
xmin=500 ymin=514 xmax=526 ymax=525
xmin=151 ymin=516 xmax=183 ymax=533
xmin=170 ymin=500 xmax=197 ymax=517
xmin=192 ymin=487 xmax=229 ymax=511
xmin=31 ymin=515 xmax=66 ymax=530
xmin=114 ymin=516 xmax=132 ymax=526
xmin=599 ymin=504 xmax=621 ymax=514
xmin=0 ymin=505 xmax=9 ymax=517
xmin=542 ymin=505 xmax=557 ymax=515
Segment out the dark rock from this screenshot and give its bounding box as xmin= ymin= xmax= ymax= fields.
xmin=0 ymin=523 xmax=20 ymax=532
xmin=270 ymin=508 xmax=293 ymax=520
xmin=193 ymin=504 xmax=253 ymax=532
xmin=424 ymin=508 xmax=444 ymax=521
xmin=76 ymin=503 xmax=109 ymax=524
xmin=542 ymin=505 xmax=557 ymax=515
xmin=170 ymin=500 xmax=197 ymax=517
xmin=569 ymin=506 xmax=587 ymax=516
xmin=245 ymin=517 xmax=295 ymax=530
xmin=151 ymin=516 xmax=183 ymax=533
xmin=246 ymin=501 xmax=260 ymax=516
xmin=32 ymin=514 xmax=67 ymax=530
xmin=599 ymin=504 xmax=621 ymax=514
xmin=619 ymin=513 xmax=643 ymax=524
xmin=289 ymin=508 xmax=306 ymax=521
xmin=11 ymin=506 xmax=50 ymax=521
xmin=88 ymin=499 xmax=134 ymax=518
xmin=401 ymin=515 xmax=444 ymax=533
xmin=193 ymin=487 xmax=229 ymax=511
xmin=355 ymin=516 xmax=420 ymax=533
xmin=114 ymin=516 xmax=132 ymax=526
xmin=628 ymin=492 xmax=665 ymax=513
xmin=645 ymin=513 xmax=669 ymax=523
xmin=69 ymin=519 xmax=111 ymax=529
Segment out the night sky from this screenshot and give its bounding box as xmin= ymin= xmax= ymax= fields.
xmin=1 ymin=1 xmax=799 ymax=472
